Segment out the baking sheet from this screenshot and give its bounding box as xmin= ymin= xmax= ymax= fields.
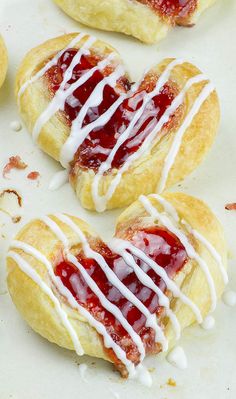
xmin=0 ymin=1 xmax=236 ymax=398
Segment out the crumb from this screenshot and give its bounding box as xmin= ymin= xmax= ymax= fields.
xmin=3 ymin=156 xmax=27 ymax=178
xmin=12 ymin=215 xmax=21 ymax=224
xmin=148 ymin=367 xmax=155 ymax=373
xmin=0 ymin=189 xmax=22 ymax=223
xmin=10 ymin=121 xmax=22 ymax=132
xmin=225 ymin=203 xmax=236 ymax=211
xmin=27 ymin=171 xmax=40 ymax=180
xmin=167 ymin=378 xmax=176 ymax=387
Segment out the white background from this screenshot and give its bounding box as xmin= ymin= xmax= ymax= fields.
xmin=0 ymin=1 xmax=236 ymax=398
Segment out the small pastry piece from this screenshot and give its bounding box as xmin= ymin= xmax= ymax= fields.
xmin=16 ymin=33 xmax=220 ymax=211
xmin=0 ymin=35 xmax=8 ymax=88
xmin=7 ymin=192 xmax=228 ymax=381
xmin=53 ymin=0 xmax=217 ymax=44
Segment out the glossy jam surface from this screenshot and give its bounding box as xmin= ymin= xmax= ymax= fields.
xmin=137 ymin=0 xmax=197 ymax=23
xmin=46 ymin=49 xmax=180 ymax=171
xmin=55 ymin=226 xmax=187 ymax=367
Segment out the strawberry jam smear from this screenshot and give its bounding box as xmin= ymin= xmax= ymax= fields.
xmin=137 ymin=0 xmax=197 ymax=24
xmin=55 ymin=226 xmax=187 ymax=372
xmin=45 ymin=49 xmax=180 ymax=171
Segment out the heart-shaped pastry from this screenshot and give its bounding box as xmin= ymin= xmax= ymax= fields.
xmin=53 ymin=0 xmax=217 ymax=43
xmin=0 ymin=35 xmax=8 ymax=88
xmin=16 ymin=33 xmax=220 ymax=212
xmin=7 ymin=192 xmax=228 ymax=383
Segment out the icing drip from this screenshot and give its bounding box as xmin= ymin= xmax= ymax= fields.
xmin=48 ymin=169 xmax=69 ymax=191
xmin=166 ymin=345 xmax=188 ymax=369
xmin=139 ymin=195 xmax=217 ymax=312
xmin=201 ymin=315 xmax=215 ymax=330
xmin=222 ymin=290 xmax=236 ymax=307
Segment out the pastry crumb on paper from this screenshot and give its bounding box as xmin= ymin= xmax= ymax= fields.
xmin=3 ymin=156 xmax=28 ymax=178
xmin=225 ymin=203 xmax=236 ymax=211
xmin=0 ymin=189 xmax=22 ymax=223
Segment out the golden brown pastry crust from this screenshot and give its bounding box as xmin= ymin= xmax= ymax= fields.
xmin=16 ymin=33 xmax=220 ymax=211
xmin=53 ymin=0 xmax=217 ymax=44
xmin=0 ymin=35 xmax=8 ymax=88
xmin=7 ymin=192 xmax=227 ymax=369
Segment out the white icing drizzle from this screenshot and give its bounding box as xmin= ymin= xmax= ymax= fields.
xmin=41 ymin=215 xmax=147 ymax=359
xmin=10 ymin=121 xmax=22 ymax=132
xmin=9 ymin=241 xmax=138 ymax=379
xmin=110 ymin=238 xmax=202 ymax=324
xmin=222 ymin=290 xmax=236 ymax=307
xmin=157 ymin=80 xmax=215 ymax=193
xmin=32 ymin=35 xmax=97 ymax=142
xmin=91 ymin=73 xmax=210 ymax=212
xmin=109 ymin=238 xmax=181 ymax=341
xmin=7 ymin=249 xmax=84 ymax=356
xmin=139 ymin=195 xmax=217 ymax=313
xmin=19 ymin=33 xmax=214 ymax=212
xmin=166 ymin=345 xmax=188 ymax=369
xmin=48 ymin=169 xmax=69 ymax=191
xmin=60 ymin=92 xmax=126 ymax=168
xmin=152 ymin=194 xmax=228 ymax=285
xmin=182 ymin=220 xmax=228 ymax=284
xmin=78 ymin=363 xmax=88 ymax=382
xmin=91 ymin=59 xmax=184 ymax=211
xmin=18 ymin=32 xmax=89 ymax=99
xmin=201 ymin=315 xmax=215 ymax=330
xmin=50 ymin=213 xmax=167 ymax=352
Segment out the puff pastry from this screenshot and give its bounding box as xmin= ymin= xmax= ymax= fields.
xmin=7 ymin=192 xmax=228 ymax=383
xmin=0 ymin=35 xmax=8 ymax=88
xmin=53 ymin=0 xmax=217 ymax=44
xmin=16 ymin=33 xmax=220 ymax=211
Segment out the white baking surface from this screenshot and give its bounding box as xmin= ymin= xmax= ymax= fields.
xmin=0 ymin=1 xmax=236 ymax=398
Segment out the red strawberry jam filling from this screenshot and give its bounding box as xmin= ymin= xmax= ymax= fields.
xmin=55 ymin=226 xmax=187 ymax=373
xmin=45 ymin=49 xmax=181 ymax=171
xmin=137 ymin=0 xmax=197 ymax=24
